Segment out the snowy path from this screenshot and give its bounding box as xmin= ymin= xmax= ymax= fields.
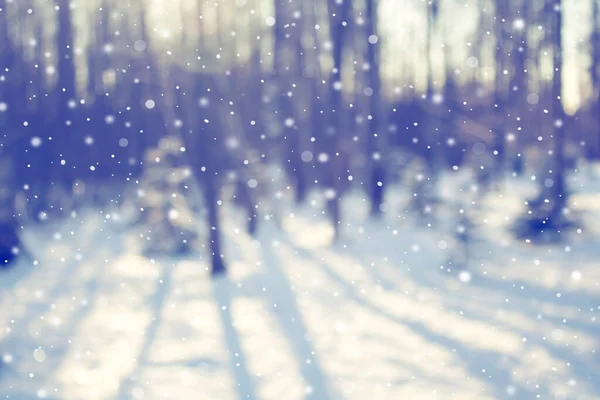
xmin=1 ymin=196 xmax=600 ymax=400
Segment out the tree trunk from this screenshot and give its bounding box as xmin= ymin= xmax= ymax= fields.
xmin=0 ymin=153 xmax=19 ymax=267
xmin=0 ymin=0 xmax=21 ymax=266
xmin=424 ymin=1 xmax=442 ymax=179
xmin=509 ymin=0 xmax=529 ymax=172
xmin=237 ymin=180 xmax=258 ymax=236
xmin=274 ymin=0 xmax=309 ymax=204
xmin=52 ymin=0 xmax=77 ymax=196
xmin=365 ymin=0 xmax=386 ymax=216
xmin=205 ymin=176 xmax=226 ymax=276
xmin=550 ymin=0 xmax=567 ymax=215
xmin=493 ymin=0 xmax=509 ymax=183
xmin=591 ymin=0 xmax=600 ymax=159
xmin=326 ymin=0 xmax=351 ymax=238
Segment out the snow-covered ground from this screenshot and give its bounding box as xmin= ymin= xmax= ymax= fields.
xmin=1 ymin=171 xmax=600 ymax=400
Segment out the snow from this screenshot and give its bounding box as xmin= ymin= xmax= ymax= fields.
xmin=1 ymin=175 xmax=600 ymax=399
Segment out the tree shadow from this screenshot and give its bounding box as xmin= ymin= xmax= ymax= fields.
xmin=148 ymin=356 xmax=221 ymax=369
xmin=257 ymin=237 xmax=339 ymax=399
xmin=401 ymin=319 xmax=536 ymax=399
xmin=334 ymin=220 xmax=600 ymax=348
xmin=212 ymin=277 xmax=259 ymax=400
xmin=0 ymin=389 xmax=61 ymax=400
xmin=276 ymin=234 xmax=562 ymax=399
xmin=0 ymin=215 xmax=112 ymax=392
xmin=116 ymin=259 xmax=176 ymax=400
xmin=1 ymin=216 xmax=106 ymax=324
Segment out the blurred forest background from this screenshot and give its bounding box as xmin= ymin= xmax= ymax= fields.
xmin=1 ymin=0 xmax=599 ymax=273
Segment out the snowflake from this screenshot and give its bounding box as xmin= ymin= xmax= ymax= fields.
xmin=30 ymin=137 xmax=42 ymax=147
xmin=466 ymin=56 xmax=479 ymax=68
xmin=301 ymin=151 xmax=313 ymax=162
xmin=226 ymin=137 xmax=239 ymax=149
xmin=103 ymin=43 xmax=115 ymax=54
xmin=513 ymin=18 xmax=525 ymax=30
xmin=134 ymin=40 xmax=147 ymax=52
xmin=458 ymin=270 xmax=472 ymax=282
xmin=432 ymin=93 xmax=443 ymax=104
xmin=168 ymin=209 xmax=179 ymax=221
xmin=324 ymin=188 xmax=336 ymax=200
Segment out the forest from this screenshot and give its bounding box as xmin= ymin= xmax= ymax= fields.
xmin=1 ymin=0 xmax=600 ymax=399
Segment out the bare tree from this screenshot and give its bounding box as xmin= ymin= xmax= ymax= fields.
xmin=549 ymin=0 xmax=567 ymax=217
xmin=0 ymin=0 xmax=23 ymax=265
xmin=591 ymin=0 xmax=600 ymax=159
xmin=325 ymin=0 xmax=352 ymax=238
xmin=365 ymin=0 xmax=386 ymax=216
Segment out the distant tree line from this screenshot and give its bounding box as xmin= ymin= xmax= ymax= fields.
xmin=0 ymin=0 xmax=597 ymax=272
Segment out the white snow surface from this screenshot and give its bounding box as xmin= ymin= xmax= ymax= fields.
xmin=1 ymin=172 xmax=600 ymax=400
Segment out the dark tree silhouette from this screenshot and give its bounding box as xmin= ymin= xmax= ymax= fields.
xmin=365 ymin=0 xmax=386 ymax=216
xmin=325 ymin=0 xmax=352 ymax=238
